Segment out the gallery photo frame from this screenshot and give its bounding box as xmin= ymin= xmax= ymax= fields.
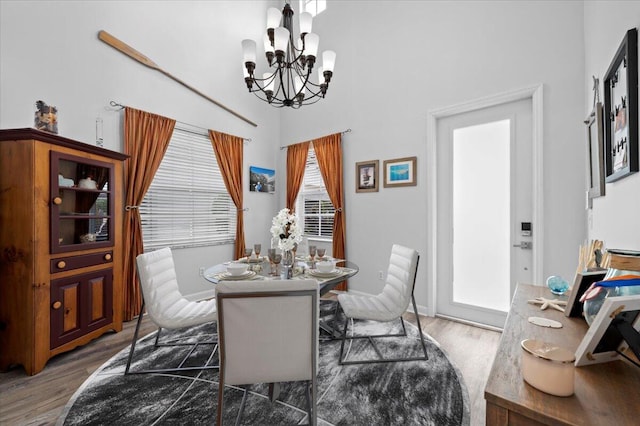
xmin=603 ymin=28 xmax=638 ymax=183
xmin=585 ymin=102 xmax=606 ymax=201
xmin=355 ymin=160 xmax=379 ymax=193
xmin=383 ymin=156 xmax=417 ymax=188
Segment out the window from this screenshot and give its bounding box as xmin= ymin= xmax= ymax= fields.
xmin=298 ymin=146 xmax=334 ymax=239
xmin=139 ymin=126 xmax=236 ymax=250
xmin=300 ymin=0 xmax=326 ymax=17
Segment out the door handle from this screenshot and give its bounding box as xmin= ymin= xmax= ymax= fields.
xmin=513 ymin=241 xmax=532 ymax=249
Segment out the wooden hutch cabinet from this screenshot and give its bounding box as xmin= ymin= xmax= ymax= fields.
xmin=0 ymin=128 xmax=127 ymax=375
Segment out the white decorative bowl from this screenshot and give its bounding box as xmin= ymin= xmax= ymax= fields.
xmin=316 ymin=261 xmax=335 ymax=273
xmin=227 ymin=263 xmax=249 ymax=276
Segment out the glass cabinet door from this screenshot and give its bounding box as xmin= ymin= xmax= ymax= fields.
xmin=50 ymin=152 xmax=115 ymax=253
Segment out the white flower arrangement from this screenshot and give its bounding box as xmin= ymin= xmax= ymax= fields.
xmin=270 ymin=208 xmax=303 ymax=252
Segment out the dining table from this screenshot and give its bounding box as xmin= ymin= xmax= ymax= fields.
xmin=203 ymin=257 xmax=359 ymax=297
xmin=204 ymin=256 xmax=359 ymax=339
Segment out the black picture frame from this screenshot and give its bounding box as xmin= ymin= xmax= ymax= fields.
xmin=586 ymin=102 xmax=606 ymax=200
xmin=603 ymin=28 xmax=638 ymax=182
xmin=564 ymin=270 xmax=607 ymax=318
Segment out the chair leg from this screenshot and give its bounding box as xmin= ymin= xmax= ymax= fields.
xmin=124 ymin=301 xmax=146 ymax=375
xmin=411 ymin=293 xmax=429 ymax=360
xmin=338 ymin=317 xmax=350 ymax=364
xmin=235 ymin=386 xmax=250 ymax=426
xmin=305 ymin=379 xmax=317 ymax=426
xmin=124 ymin=300 xmax=219 ymax=375
xmin=216 ymin=379 xmax=224 ymax=426
xmin=154 ymin=327 xmax=163 ymax=347
xmin=338 ymin=295 xmax=429 ymax=365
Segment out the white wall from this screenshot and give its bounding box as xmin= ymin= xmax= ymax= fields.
xmin=3 ymin=1 xmax=619 ymax=314
xmin=0 ymin=0 xmax=281 ymax=296
xmin=280 ymin=1 xmax=586 ymax=314
xmin=584 ymin=2 xmax=640 ymax=251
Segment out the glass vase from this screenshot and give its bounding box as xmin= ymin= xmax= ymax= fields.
xmin=282 ymin=250 xmax=294 ymax=279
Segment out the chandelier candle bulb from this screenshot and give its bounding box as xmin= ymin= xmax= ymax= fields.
xmin=274 ymin=27 xmax=290 ymax=58
xmin=266 ymin=8 xmax=282 ymax=34
xmin=323 ymin=50 xmax=336 ymax=73
xmin=242 ymin=39 xmax=256 ymax=64
xmin=304 ymin=33 xmax=319 ymax=62
xmin=299 ymin=12 xmax=312 ymax=35
xmin=264 ymin=35 xmax=274 ymax=64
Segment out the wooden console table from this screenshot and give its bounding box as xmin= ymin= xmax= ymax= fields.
xmin=485 ymin=283 xmax=640 ymax=425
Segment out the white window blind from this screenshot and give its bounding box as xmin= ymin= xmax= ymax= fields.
xmin=139 ymin=126 xmax=236 ymax=250
xmin=299 ymin=147 xmax=334 ymax=238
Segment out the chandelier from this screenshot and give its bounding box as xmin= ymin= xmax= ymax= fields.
xmin=241 ymin=2 xmax=336 ymax=108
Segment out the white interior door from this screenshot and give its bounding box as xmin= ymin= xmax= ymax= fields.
xmin=435 ymin=98 xmax=534 ymax=328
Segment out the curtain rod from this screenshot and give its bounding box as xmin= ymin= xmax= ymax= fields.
xmin=279 ymin=128 xmax=351 ymax=150
xmin=109 ymin=101 xmax=252 ymax=142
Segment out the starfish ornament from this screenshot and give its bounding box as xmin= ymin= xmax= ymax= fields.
xmin=527 ymin=297 xmax=567 ymax=312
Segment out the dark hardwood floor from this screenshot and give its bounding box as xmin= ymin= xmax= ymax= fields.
xmin=0 ymin=305 xmax=500 ymax=426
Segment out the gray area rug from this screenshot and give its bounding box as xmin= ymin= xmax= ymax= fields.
xmin=58 ymin=301 xmax=470 ymax=425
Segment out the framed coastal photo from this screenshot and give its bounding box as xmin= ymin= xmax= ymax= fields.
xmin=585 ymin=102 xmax=605 ymax=201
xmin=383 ymin=156 xmax=417 ymax=188
xmin=603 ymin=28 xmax=638 ymax=183
xmin=355 ymin=160 xmax=379 ymax=193
xmin=249 ymin=166 xmax=275 ymax=193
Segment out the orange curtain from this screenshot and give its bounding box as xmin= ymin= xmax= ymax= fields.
xmin=123 ymin=107 xmax=176 ymax=321
xmin=286 ymin=141 xmax=310 ymax=212
xmin=209 ymin=130 xmax=245 ymax=260
xmin=312 ymin=133 xmax=347 ymax=291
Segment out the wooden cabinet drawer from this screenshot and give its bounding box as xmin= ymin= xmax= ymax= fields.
xmin=50 ymin=251 xmax=113 ymax=273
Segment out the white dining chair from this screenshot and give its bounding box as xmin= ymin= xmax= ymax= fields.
xmin=125 ymin=247 xmax=218 ymax=375
xmin=215 ymin=279 xmax=319 ymax=426
xmin=337 ymin=244 xmax=428 ymax=365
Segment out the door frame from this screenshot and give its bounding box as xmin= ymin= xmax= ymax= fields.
xmin=425 ymin=85 xmax=544 ymax=318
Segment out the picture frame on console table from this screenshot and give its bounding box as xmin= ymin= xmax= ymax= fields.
xmin=565 ymin=270 xmax=607 ymax=318
xmin=575 ymin=295 xmax=640 ymax=367
xmin=603 ymin=28 xmax=638 ymax=183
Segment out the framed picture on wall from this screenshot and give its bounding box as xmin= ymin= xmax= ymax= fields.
xmin=249 ymin=166 xmax=275 ymax=193
xmin=603 ymin=28 xmax=638 ymax=183
xmin=355 ymin=160 xmax=379 ymax=193
xmin=383 ymin=156 xmax=417 ymax=188
xmin=585 ymin=102 xmax=606 ymax=201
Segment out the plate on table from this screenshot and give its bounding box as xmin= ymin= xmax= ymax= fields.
xmin=218 ymin=270 xmax=256 ymax=280
xmin=239 ymin=256 xmax=265 ymax=264
xmin=308 ymin=269 xmax=342 ymax=278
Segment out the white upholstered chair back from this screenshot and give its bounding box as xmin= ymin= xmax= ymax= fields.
xmin=215 ymin=279 xmax=319 ymax=385
xmin=339 ymin=244 xmax=418 ymax=322
xmin=379 ymin=244 xmax=420 ymax=318
xmin=136 ymin=247 xmax=217 ymax=329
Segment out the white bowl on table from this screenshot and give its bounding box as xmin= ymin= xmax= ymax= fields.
xmin=227 ymin=263 xmax=249 ymax=276
xmin=316 ymin=261 xmax=335 ymax=274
